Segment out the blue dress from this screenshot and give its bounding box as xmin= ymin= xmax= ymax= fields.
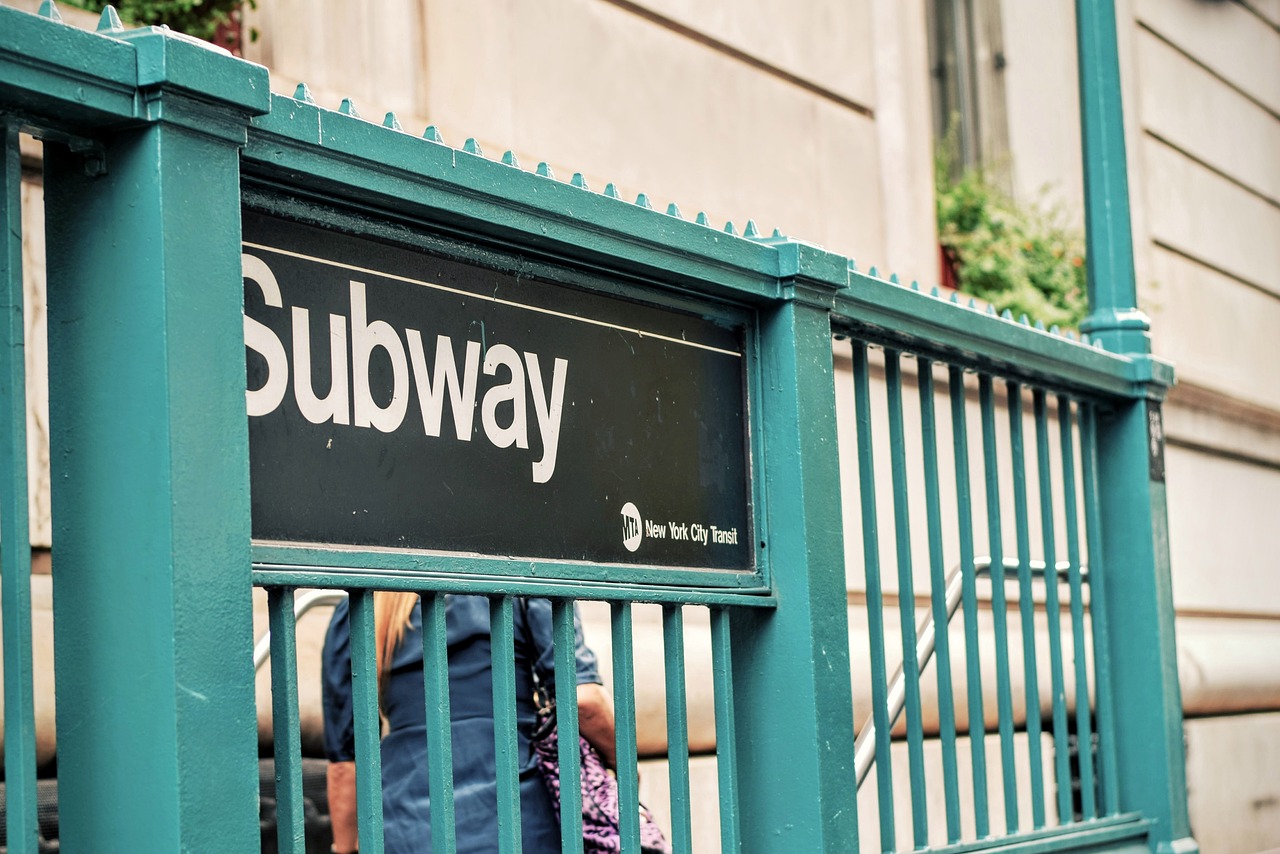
xmin=322 ymin=596 xmax=602 ymax=854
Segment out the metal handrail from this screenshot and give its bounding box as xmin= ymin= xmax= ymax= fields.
xmin=853 ymin=556 xmax=1084 ymax=789
xmin=252 ymin=590 xmax=349 ymax=672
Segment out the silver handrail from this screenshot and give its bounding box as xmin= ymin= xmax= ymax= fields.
xmin=252 ymin=590 xmax=349 ymax=673
xmin=854 ymin=556 xmax=1083 ymax=789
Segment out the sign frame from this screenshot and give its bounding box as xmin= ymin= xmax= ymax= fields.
xmin=243 ymin=188 xmax=772 ymax=590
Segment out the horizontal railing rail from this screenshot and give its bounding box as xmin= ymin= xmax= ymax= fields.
xmin=832 ymin=289 xmax=1172 ymax=403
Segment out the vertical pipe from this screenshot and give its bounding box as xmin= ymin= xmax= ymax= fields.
xmin=1007 ymin=382 xmax=1045 ymax=827
xmin=611 ymin=602 xmax=642 ymax=852
xmin=552 ymin=600 xmax=584 ymax=854
xmin=267 ymin=587 xmax=306 ymax=854
xmin=919 ymin=358 xmax=961 ymax=842
xmin=0 ymin=120 xmax=37 ymax=854
xmin=1034 ymin=391 xmax=1072 ymax=823
xmin=1079 ymin=405 xmax=1119 ymax=816
xmin=852 ymin=341 xmax=896 ymax=850
xmin=1075 ymin=0 xmax=1149 ymax=355
xmin=710 ymin=607 xmax=743 ymax=853
xmin=979 ymin=374 xmax=1019 ymax=832
xmin=1078 ymin=4 xmax=1194 ymax=844
xmin=885 ymin=349 xmax=929 ymax=847
xmin=949 ymin=367 xmax=990 ymax=837
xmin=422 ymin=593 xmax=457 ymax=854
xmin=663 ymin=605 xmax=693 ymax=854
xmin=349 ymin=589 xmax=385 ymax=854
xmin=490 ymin=596 xmax=522 ymax=854
xmin=1058 ymin=397 xmax=1097 ymax=821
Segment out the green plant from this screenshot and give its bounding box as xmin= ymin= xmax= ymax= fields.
xmin=935 ymin=152 xmax=1087 ymax=329
xmin=66 ymin=1 xmax=256 ymax=48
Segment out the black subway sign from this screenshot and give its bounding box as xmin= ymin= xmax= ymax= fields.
xmin=242 ymin=210 xmax=753 ymax=571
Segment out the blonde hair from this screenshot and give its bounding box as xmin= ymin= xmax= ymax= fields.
xmin=373 ymin=590 xmax=420 ymax=703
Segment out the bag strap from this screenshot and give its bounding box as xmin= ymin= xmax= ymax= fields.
xmin=515 ymin=597 xmax=557 ymax=720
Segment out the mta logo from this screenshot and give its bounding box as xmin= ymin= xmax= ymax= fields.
xmin=620 ymin=502 xmax=642 ymax=552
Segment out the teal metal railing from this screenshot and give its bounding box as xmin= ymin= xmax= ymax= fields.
xmin=0 ymin=1 xmax=1196 ymax=852
xmin=250 ymin=573 xmax=766 ymax=854
xmin=852 ymin=557 xmax=1090 ymax=792
xmin=0 ymin=118 xmax=40 ymax=854
xmin=834 ymin=307 xmax=1124 ymax=847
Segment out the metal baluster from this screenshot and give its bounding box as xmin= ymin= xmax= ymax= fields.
xmin=349 ymin=589 xmax=385 ymax=854
xmin=491 ymin=596 xmax=522 ymax=854
xmin=0 ymin=120 xmax=37 ymax=854
xmin=919 ymin=358 xmax=961 ymax=842
xmin=1034 ymin=391 xmax=1072 ymax=823
xmin=422 ymin=592 xmax=457 ymax=853
xmin=886 ymin=349 xmax=929 ymax=846
xmin=949 ymin=366 xmax=990 ymax=837
xmin=710 ymin=607 xmax=743 ymax=853
xmin=611 ymin=602 xmax=642 ymax=852
xmin=553 ymin=600 xmax=584 ymax=854
xmin=1007 ymin=382 xmax=1046 ymax=827
xmin=1079 ymin=405 xmax=1119 ymax=815
xmin=663 ymin=605 xmax=693 ymax=854
xmin=267 ymin=587 xmax=306 ymax=854
xmin=852 ymin=341 xmax=896 ymax=850
xmin=979 ymin=374 xmax=1020 ymax=832
xmin=1058 ymin=396 xmax=1097 ymax=820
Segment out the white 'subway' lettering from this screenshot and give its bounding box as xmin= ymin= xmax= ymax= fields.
xmin=243 ymin=254 xmax=569 ymax=483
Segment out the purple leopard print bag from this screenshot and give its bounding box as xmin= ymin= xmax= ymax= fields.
xmin=529 ymin=697 xmax=672 ymax=854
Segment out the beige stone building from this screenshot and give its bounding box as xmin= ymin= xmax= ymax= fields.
xmin=8 ymin=0 xmax=1280 ymax=851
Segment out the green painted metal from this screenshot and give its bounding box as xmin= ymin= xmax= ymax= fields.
xmin=949 ymin=366 xmax=991 ymax=838
xmin=1091 ymin=400 xmax=1194 ymax=852
xmin=1034 ymin=391 xmax=1073 ymax=824
xmin=1007 ymin=383 xmax=1047 ymax=828
xmin=852 ymin=341 xmax=897 ymax=851
xmin=1075 ymin=1 xmax=1195 ymax=849
xmin=267 ymin=586 xmax=307 ymax=854
xmin=663 ymin=605 xmax=694 ymax=854
xmin=552 ymin=600 xmax=584 ymax=854
xmin=833 ymin=280 xmax=1163 ymax=400
xmin=979 ymin=375 xmax=1020 ymax=833
xmin=885 ymin=349 xmax=930 ymax=846
xmin=422 ymin=592 xmax=459 ymax=853
xmin=0 ymin=6 xmax=139 ymax=128
xmin=349 ymin=589 xmax=386 ymax=854
xmin=729 ymin=298 xmax=855 ymax=854
xmin=919 ymin=358 xmax=962 ymax=843
xmin=41 ymin=37 xmax=264 ymax=847
xmin=1075 ymin=0 xmax=1148 ymax=356
xmin=710 ymin=607 xmax=743 ymax=854
xmin=250 ymin=543 xmax=771 ymax=592
xmin=914 ymin=814 xmax=1151 ymax=854
xmin=1058 ymin=397 xmax=1098 ymax=821
xmin=610 ymin=603 xmax=642 ymax=852
xmin=1079 ymin=406 xmax=1119 ymax=817
xmin=253 ymin=565 xmax=776 ymax=607
xmin=0 ymin=119 xmax=38 ymax=854
xmin=490 ymin=596 xmax=523 ymax=854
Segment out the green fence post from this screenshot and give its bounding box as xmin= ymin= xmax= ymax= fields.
xmin=1075 ymin=2 xmax=1196 ymax=851
xmin=43 ymin=27 xmax=269 ymax=852
xmin=730 ymin=243 xmax=856 ymax=853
